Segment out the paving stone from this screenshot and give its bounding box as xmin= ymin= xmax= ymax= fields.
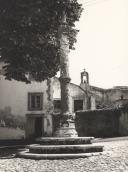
xmin=0 ymin=140 xmax=128 ymax=171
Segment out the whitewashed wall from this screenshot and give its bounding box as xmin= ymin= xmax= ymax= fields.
xmin=0 ymin=76 xmax=48 ymax=116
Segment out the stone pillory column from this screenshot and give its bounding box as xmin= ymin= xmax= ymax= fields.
xmin=54 ymin=12 xmax=78 ymax=137
xmin=18 ymin=70 xmax=103 ymax=159
xmin=17 ymin=2 xmax=104 ymax=159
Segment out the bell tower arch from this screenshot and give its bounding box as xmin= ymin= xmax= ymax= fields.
xmin=81 ymin=69 xmax=89 ymax=84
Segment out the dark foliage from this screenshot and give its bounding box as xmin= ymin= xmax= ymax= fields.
xmin=0 ymin=0 xmax=82 ymax=82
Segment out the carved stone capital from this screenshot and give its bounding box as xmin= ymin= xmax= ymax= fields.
xmin=59 ymin=77 xmax=71 ymax=83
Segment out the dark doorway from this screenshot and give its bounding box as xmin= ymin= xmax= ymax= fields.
xmin=87 ymin=97 xmax=91 ymax=110
xmin=35 ymin=117 xmax=43 ymax=138
xmin=74 ymin=100 xmax=83 ymax=112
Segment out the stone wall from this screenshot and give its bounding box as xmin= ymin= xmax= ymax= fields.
xmin=90 ymin=86 xmax=128 ymax=109
xmin=119 ymin=108 xmax=128 ymax=136
xmin=105 ymin=88 xmax=128 ymax=103
xmin=76 ymin=108 xmax=128 ymax=138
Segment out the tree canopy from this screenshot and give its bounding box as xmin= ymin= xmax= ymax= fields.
xmin=0 ymin=0 xmax=82 ymax=83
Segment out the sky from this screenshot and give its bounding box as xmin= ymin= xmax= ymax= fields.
xmin=69 ymin=0 xmax=128 ymax=88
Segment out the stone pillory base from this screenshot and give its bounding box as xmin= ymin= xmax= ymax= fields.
xmin=17 ymin=137 xmax=103 ymax=159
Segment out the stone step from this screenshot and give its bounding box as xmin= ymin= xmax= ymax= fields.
xmin=17 ymin=150 xmax=103 ymax=160
xmin=36 ymin=137 xmax=94 ymax=145
xmin=17 ymin=137 xmax=103 ymax=159
xmin=27 ymin=144 xmax=103 ymax=154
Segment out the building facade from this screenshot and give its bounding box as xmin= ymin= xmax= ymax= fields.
xmin=0 ymin=62 xmax=95 ymax=139
xmin=0 ymin=62 xmax=128 ymax=139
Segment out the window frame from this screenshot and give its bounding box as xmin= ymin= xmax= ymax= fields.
xmin=28 ymin=92 xmax=43 ymax=111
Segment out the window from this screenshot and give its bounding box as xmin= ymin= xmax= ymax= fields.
xmin=74 ymin=100 xmax=83 ymax=112
xmin=28 ymin=93 xmax=43 ymax=110
xmin=54 ymin=99 xmax=61 ymax=112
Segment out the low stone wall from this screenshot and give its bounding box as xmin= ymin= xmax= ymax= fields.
xmin=119 ymin=110 xmax=128 ymax=136
xmin=76 ymin=108 xmax=128 ymax=138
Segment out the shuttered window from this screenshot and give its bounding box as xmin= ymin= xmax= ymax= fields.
xmin=28 ymin=93 xmax=43 ymax=110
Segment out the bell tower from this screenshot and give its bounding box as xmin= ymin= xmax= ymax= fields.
xmin=80 ymin=68 xmax=90 ymax=91
xmin=81 ymin=69 xmax=89 ymax=84
xmin=80 ymin=69 xmax=96 ymax=110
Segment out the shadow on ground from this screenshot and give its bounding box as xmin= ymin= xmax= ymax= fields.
xmin=0 ymin=148 xmax=26 ymax=159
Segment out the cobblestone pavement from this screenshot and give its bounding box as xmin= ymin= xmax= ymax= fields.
xmin=0 ymin=140 xmax=128 ymax=172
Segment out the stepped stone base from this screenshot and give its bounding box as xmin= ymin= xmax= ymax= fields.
xmin=28 ymin=144 xmax=103 ymax=154
xmin=17 ymin=137 xmax=103 ymax=159
xmin=17 ymin=150 xmax=103 ymax=160
xmin=36 ymin=137 xmax=94 ymax=145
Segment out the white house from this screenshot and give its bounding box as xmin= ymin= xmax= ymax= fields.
xmin=0 ymin=62 xmax=95 ymax=139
